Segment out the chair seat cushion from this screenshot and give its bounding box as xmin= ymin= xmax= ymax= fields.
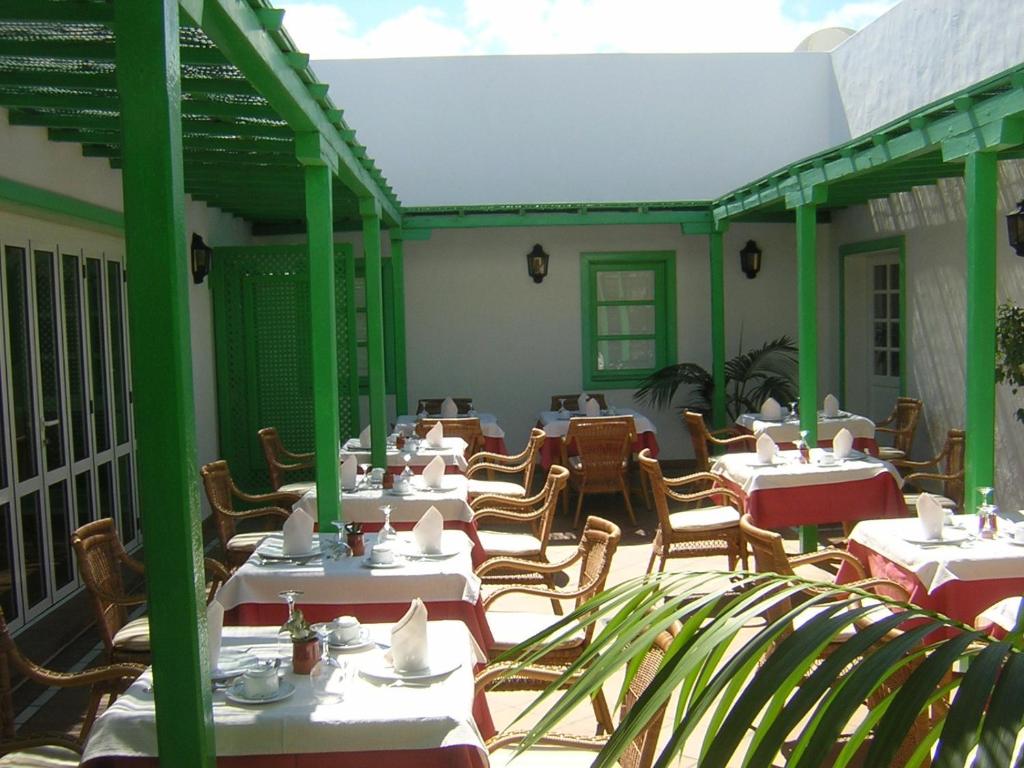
xmin=467 ymin=479 xmax=527 ymax=497
xmin=487 ymin=611 xmax=585 ymax=651
xmin=478 ymin=531 xmax=542 ymax=557
xmin=877 ymin=447 xmax=906 ymax=461
xmin=0 ymin=745 xmax=81 ymax=767
xmin=903 ymin=493 xmax=956 ymax=509
xmin=112 ymin=616 xmax=151 ymax=652
xmin=488 ymin=745 xmax=596 ymax=768
xmin=278 ymin=481 xmax=315 ymax=495
xmin=227 ymin=531 xmax=271 ymax=552
xmin=668 ymin=506 xmax=740 ymax=532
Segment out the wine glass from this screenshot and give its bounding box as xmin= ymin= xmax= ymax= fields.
xmin=467 ymin=400 xmax=477 ymax=417
xmin=359 ymin=462 xmax=371 ymax=489
xmin=309 ymin=625 xmax=348 ymax=701
xmin=788 ymin=401 xmax=799 ymax=422
xmin=276 ymin=589 xmax=303 ymax=660
xmin=417 ymin=402 xmax=428 ymax=418
xmin=378 ymin=504 xmax=397 ymax=545
xmin=557 ymin=398 xmax=568 ymax=417
xmin=978 ymin=486 xmax=994 ymax=508
xmin=329 ymin=520 xmax=351 ymax=560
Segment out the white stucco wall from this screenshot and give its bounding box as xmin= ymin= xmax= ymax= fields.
xmin=314 ymin=53 xmax=849 ymax=206
xmin=832 ymin=0 xmax=1024 ymax=138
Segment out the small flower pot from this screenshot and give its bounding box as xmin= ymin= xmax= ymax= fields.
xmin=347 ymin=533 xmax=365 ymax=557
xmin=292 ymin=637 xmax=320 ymax=675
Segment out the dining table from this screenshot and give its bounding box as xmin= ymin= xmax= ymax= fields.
xmin=536 ymin=407 xmax=659 ymax=469
xmin=975 ymin=596 xmax=1023 ymax=639
xmin=734 ymin=410 xmax=879 ymax=454
xmin=340 ymin=437 xmax=468 ymax=473
xmin=838 ymin=515 xmax=1024 ymax=640
xmin=216 ymin=532 xmax=494 ymax=651
xmin=711 ymin=448 xmax=906 ymax=530
xmin=292 ymin=476 xmax=485 ymax=566
xmin=81 ymin=621 xmax=492 ymax=768
xmin=395 ymin=413 xmax=508 ymax=454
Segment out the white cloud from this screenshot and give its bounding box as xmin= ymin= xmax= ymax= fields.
xmin=280 ymin=0 xmax=897 ymax=60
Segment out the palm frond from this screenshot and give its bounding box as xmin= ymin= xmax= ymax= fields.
xmin=634 ymin=363 xmax=712 ymax=411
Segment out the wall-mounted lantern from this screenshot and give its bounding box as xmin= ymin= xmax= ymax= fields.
xmin=1006 ymin=200 xmax=1024 ymax=256
xmin=739 ymin=239 xmax=762 ymax=279
xmin=191 ymin=233 xmax=213 ymax=284
xmin=527 ymin=243 xmax=550 ymax=283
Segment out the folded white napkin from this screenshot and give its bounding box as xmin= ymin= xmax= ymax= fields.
xmin=422 ymin=455 xmax=446 ymax=488
xmin=341 ymin=455 xmax=357 ymax=490
xmin=425 ymin=421 xmax=444 ymax=448
xmin=358 ymin=424 xmax=372 ymax=449
xmin=823 ymin=393 xmax=840 ymax=417
xmin=413 ymin=506 xmax=444 ymax=554
xmin=755 ymin=433 xmax=777 ymax=464
xmin=207 ymin=599 xmax=224 ymax=670
xmin=916 ymin=493 xmax=945 ymax=540
xmin=390 ymin=598 xmax=429 ymax=673
xmin=584 ymin=396 xmax=601 ymax=417
xmin=282 ymin=508 xmax=315 ymax=555
xmin=760 ymin=397 xmax=783 ymax=421
xmin=578 ymin=391 xmax=588 ymax=410
xmin=831 ymin=428 xmax=853 ymax=459
xmin=440 ymin=397 xmax=458 ymax=418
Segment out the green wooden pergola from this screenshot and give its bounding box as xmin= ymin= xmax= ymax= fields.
xmin=2 ymin=2 xmax=1024 ymax=763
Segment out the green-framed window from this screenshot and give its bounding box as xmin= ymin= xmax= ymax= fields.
xmin=354 ymin=259 xmax=397 ymax=395
xmin=580 ymin=251 xmax=677 ymax=389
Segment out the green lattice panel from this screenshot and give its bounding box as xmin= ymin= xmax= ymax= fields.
xmin=211 ymin=244 xmax=358 ymax=489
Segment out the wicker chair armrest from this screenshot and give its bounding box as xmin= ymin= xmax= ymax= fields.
xmin=468 ymin=449 xmax=523 ymax=468
xmin=466 ymin=461 xmax=527 ymax=480
xmin=875 ymin=425 xmax=903 ymax=436
xmin=484 ymin=582 xmax=587 ymax=610
xmin=708 ymin=425 xmax=743 ymax=438
xmin=117 ymin=552 xmax=146 ymax=575
xmin=845 ymin=577 xmax=911 ymax=602
xmin=707 ymin=433 xmax=757 ymax=449
xmin=891 ymin=455 xmax=940 ymax=470
xmin=789 ymin=548 xmax=867 ymax=579
xmin=232 ymin=487 xmax=301 ymax=506
xmin=21 ymin=659 xmax=145 ymax=689
xmin=665 ymin=485 xmax=743 ymax=507
xmin=472 ymin=507 xmax=540 ymax=524
xmin=475 ymin=661 xmax=585 ymax=692
xmin=88 ymin=585 xmax=147 ymax=607
xmin=0 ymin=734 xmax=83 ymax=756
xmin=662 ymin=471 xmax=722 ymax=488
xmin=902 ymin=470 xmax=959 ymax=486
xmin=874 ymin=413 xmax=896 ymax=428
xmin=279 ymin=447 xmax=315 ymax=462
xmin=470 ymin=493 xmax=536 ymax=512
xmin=219 ymin=506 xmax=291 ymax=522
xmin=476 ymin=551 xmax=581 ymax=579
xmin=487 ymin=731 xmax=605 ymax=753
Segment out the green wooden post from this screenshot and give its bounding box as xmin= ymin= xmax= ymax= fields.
xmin=796 ymin=203 xmax=819 ymax=552
xmin=113 ymin=2 xmax=214 ymax=765
xmin=360 ymin=198 xmax=388 ymax=467
xmin=298 ymin=136 xmax=341 ymax=531
xmin=709 ymin=229 xmax=728 ymax=428
xmin=964 ymin=151 xmax=998 ymax=514
xmin=389 ymin=231 xmax=409 ymax=417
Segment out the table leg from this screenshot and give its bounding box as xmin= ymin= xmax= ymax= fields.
xmin=799 ymin=525 xmax=818 ymax=553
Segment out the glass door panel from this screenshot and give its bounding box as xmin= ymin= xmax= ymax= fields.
xmin=85 ymin=259 xmax=111 ymax=454
xmin=117 ymin=455 xmax=135 ymax=543
xmin=74 ymin=470 xmax=94 ymax=531
xmin=4 ymin=246 xmax=39 ymax=483
xmin=33 ymin=250 xmax=65 ymax=472
xmin=97 ymin=461 xmax=115 ymax=519
xmin=62 ymin=253 xmax=90 ymax=464
xmin=47 ymin=481 xmax=73 ymax=591
xmin=0 ymin=504 xmax=16 ymax=623
xmin=106 ymin=262 xmax=129 ymax=446
xmin=19 ymin=491 xmax=47 ymax=609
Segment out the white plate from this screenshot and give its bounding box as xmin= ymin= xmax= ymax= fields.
xmin=359 ymin=657 xmax=461 ymax=683
xmin=400 ymin=546 xmax=460 ymax=560
xmin=255 ymin=540 xmax=322 ymax=561
xmin=211 ymin=652 xmax=259 ymax=682
xmin=1008 ymin=540 xmax=1024 ymax=547
xmin=361 ymin=557 xmax=404 ymax=569
xmin=416 ymin=483 xmax=457 ymax=493
xmin=420 ymin=445 xmax=447 ymax=452
xmin=904 ymin=534 xmax=972 ymax=546
xmin=345 ymin=442 xmax=369 ymax=451
xmin=223 ymin=680 xmax=295 ymax=705
xmin=386 ymin=487 xmax=418 ymax=497
xmin=747 ymin=460 xmax=780 ymax=468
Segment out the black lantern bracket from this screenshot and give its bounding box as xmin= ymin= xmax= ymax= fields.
xmin=527 ymin=244 xmax=550 ymax=283
xmin=191 ymin=233 xmax=213 ymax=284
xmin=739 ymin=239 xmax=762 ymax=279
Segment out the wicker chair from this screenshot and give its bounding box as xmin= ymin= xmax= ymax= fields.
xmin=0 ymin=606 xmax=143 ymax=767
xmin=201 ymin=460 xmax=297 ymax=568
xmin=683 ymin=410 xmax=756 ymax=474
xmin=478 ymin=516 xmax=622 ymax=734
xmin=562 ymin=417 xmax=638 ymax=527
xmin=465 ymin=428 xmax=546 ymax=498
xmin=480 ymin=621 xmax=680 ymax=768
xmin=257 ymin=427 xmax=315 ymax=495
xmin=415 ymin=397 xmax=474 ymax=415
xmin=638 ymin=449 xmax=746 ymax=574
xmin=472 ymin=465 xmax=569 ymax=603
xmin=896 ymin=428 xmax=965 ymax=511
xmin=875 ymin=397 xmax=923 ymax=462
xmin=415 ymin=417 xmax=484 ymax=457
xmin=550 ymin=393 xmax=607 ymax=411
xmin=72 ymin=519 xmax=230 ymax=665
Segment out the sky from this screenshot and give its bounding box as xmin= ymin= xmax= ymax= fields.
xmin=276 ymin=0 xmax=898 ymax=60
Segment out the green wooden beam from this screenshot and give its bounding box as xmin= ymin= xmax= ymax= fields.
xmin=0 ymin=175 xmax=123 ymax=233
xmin=963 ymin=151 xmax=998 ymax=514
xmin=0 ymin=90 xmax=279 ymax=121
xmin=114 ymin=1 xmax=214 ymax=765
xmin=0 ymin=69 xmax=259 ymax=97
xmin=0 ymin=38 xmax=228 ymax=65
xmin=360 ymin=197 xmax=388 ymax=467
xmin=4 ymin=0 xmax=114 ymax=22
xmin=403 ymin=209 xmax=711 ymax=229
xmin=708 ymin=229 xmax=727 ymax=428
xmin=389 ymin=232 xmax=409 ymax=416
xmin=796 ymin=203 xmax=819 ymax=553
xmin=15 ymin=111 xmax=292 ymax=140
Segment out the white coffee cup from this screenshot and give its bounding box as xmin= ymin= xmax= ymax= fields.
xmin=1014 ymin=523 xmax=1024 ymax=543
xmin=330 ymin=615 xmax=361 ymax=645
xmin=242 ymin=663 xmax=279 ymax=698
xmin=370 ymin=543 xmax=394 ymax=565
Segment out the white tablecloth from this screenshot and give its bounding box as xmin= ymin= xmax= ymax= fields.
xmin=538 ymin=408 xmax=657 ymax=439
xmin=216 ymin=532 xmax=480 ymax=608
xmin=735 ymin=411 xmax=875 ymax=443
xmin=712 ymin=449 xmax=901 ymax=495
xmin=82 ymin=622 xmax=485 ymax=761
xmin=340 ymin=437 xmax=469 ymax=471
xmin=848 ymin=515 xmax=1024 ymax=593
xmin=976 ymin=596 xmax=1024 ymax=632
xmin=294 ymin=477 xmax=473 ymax=525
xmin=396 ymin=413 xmax=505 ymax=440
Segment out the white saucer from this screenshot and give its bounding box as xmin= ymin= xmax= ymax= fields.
xmin=223 ymin=680 xmax=295 ymax=705
xmin=401 ymin=546 xmax=460 ymax=560
xmin=361 ymin=557 xmax=404 ymax=569
xmin=211 ymin=652 xmax=259 ymax=682
xmin=386 ymin=487 xmax=417 ymax=497
xmin=1008 ymin=540 xmax=1024 ymax=547
xmin=311 ymin=625 xmax=375 ymax=651
xmin=904 ymin=534 xmax=971 ymax=546
xmin=417 ymin=483 xmax=457 ymax=493
xmin=359 ymin=657 xmax=460 ymax=683
xmin=255 ymin=540 xmax=322 ymax=560
xmin=747 ymin=460 xmax=779 ymax=468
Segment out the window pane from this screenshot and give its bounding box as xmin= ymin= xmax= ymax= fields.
xmin=20 ymin=492 xmax=47 ymax=608
xmin=353 ymin=278 xmax=366 ymax=309
xmin=355 ymin=312 xmax=367 ymax=338
xmin=75 ymin=471 xmax=94 ymax=531
xmin=889 ymin=293 xmax=900 ymax=319
xmin=873 ymin=292 xmax=887 ymax=320
xmin=48 ymin=481 xmax=74 ymax=590
xmin=5 ymin=245 xmax=38 ymax=481
xmin=86 ymin=259 xmax=111 ymax=452
xmin=889 ymin=322 xmax=899 ymax=348
xmin=34 ymin=250 xmax=66 ymax=471
xmin=356 ymin=346 xmax=368 ymax=377
xmin=63 ymin=254 xmax=90 ymax=462
xmin=890 ymin=351 xmax=900 ymax=376
xmin=873 ymin=322 xmax=886 ymax=348
xmin=117 ymin=454 xmax=136 ymax=543
xmin=889 ymin=264 xmax=899 ymax=290
xmin=597 ymin=305 xmax=655 ymax=335
xmin=873 ymin=264 xmax=887 ymax=290
xmin=597 ymin=339 xmax=656 ymax=371
xmin=596 ymin=270 xmax=654 ymax=301
xmin=873 ymin=350 xmax=887 ymax=376
xmin=0 ymin=504 xmax=17 ymax=622
xmin=107 ymin=262 xmax=129 ymax=445
xmin=98 ymin=461 xmax=115 ymax=519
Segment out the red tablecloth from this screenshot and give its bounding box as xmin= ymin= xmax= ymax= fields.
xmin=539 ymin=432 xmax=659 ymax=470
xmin=838 ymin=540 xmax=1024 ymax=641
xmin=716 ymin=473 xmax=906 ymax=529
xmin=85 ymin=746 xmax=488 ymax=768
xmin=483 ymin=436 xmax=507 ymax=454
